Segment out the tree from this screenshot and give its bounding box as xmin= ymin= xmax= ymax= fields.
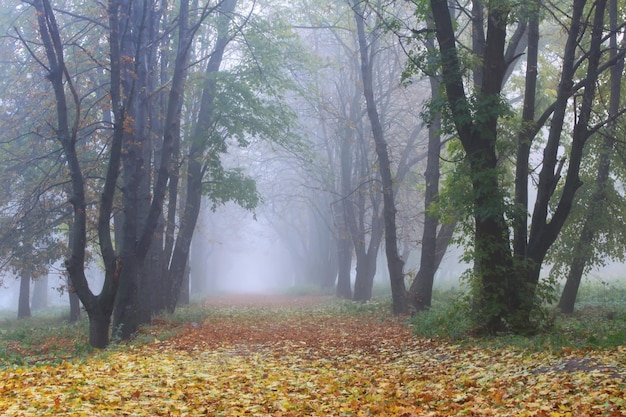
xmin=25 ymin=0 xmax=203 ymax=347
xmin=556 ymin=0 xmax=626 ymax=313
xmin=0 ymin=6 xmax=69 ymax=318
xmin=352 ymin=0 xmax=407 ymax=314
xmin=394 ymin=0 xmax=522 ymax=312
xmin=417 ymin=0 xmax=624 ymax=331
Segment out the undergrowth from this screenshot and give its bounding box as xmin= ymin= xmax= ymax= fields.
xmin=0 ymin=311 xmax=92 ymax=366
xmin=410 ymin=281 xmax=626 ymax=351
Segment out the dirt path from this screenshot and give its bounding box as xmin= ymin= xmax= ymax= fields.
xmin=164 ymin=294 xmax=419 ymax=358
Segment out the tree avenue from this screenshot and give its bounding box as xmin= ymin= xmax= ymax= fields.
xmin=1 ymin=0 xmax=625 ymax=349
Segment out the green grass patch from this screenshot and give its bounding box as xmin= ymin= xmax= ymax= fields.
xmin=0 ymin=311 xmax=92 ymax=366
xmin=411 ymin=281 xmax=626 ymax=351
xmin=332 ymin=296 xmax=394 ymax=317
xmin=0 ymin=303 xmax=222 ymax=366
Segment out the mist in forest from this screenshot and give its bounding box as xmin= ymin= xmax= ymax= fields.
xmin=0 ymin=263 xmax=103 ymax=314
xmin=188 ymin=201 xmax=292 ymax=297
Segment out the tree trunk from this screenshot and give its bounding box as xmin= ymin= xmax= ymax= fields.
xmin=558 ymin=250 xmax=588 ymax=314
xmin=31 ymin=0 xmax=196 ymax=347
xmin=513 ymin=0 xmax=539 ymax=261
xmin=336 ymin=233 xmax=352 ymax=298
xmin=88 ymin=314 xmax=111 ymax=349
xmin=114 ymin=0 xmax=194 ymax=331
xmin=336 ymin=101 xmax=356 ymax=299
xmin=69 ymin=290 xmax=81 ymax=323
xmin=18 ymin=269 xmax=31 ymax=319
xmin=525 ymin=0 xmax=607 ymax=316
xmin=324 ymin=235 xmax=339 ymax=291
xmin=353 ymin=0 xmax=407 ymax=314
xmin=178 ymin=257 xmax=190 ymax=305
xmin=351 ymin=189 xmax=383 ymax=302
xmin=353 ymin=248 xmax=378 ymax=301
xmin=32 ymin=0 xmax=109 ymax=345
xmin=31 ymin=275 xmax=48 ymax=311
xmin=409 ymin=75 xmax=443 ymax=312
xmin=429 ymin=0 xmax=526 ymax=330
xmin=112 ymin=0 xmax=152 ymax=339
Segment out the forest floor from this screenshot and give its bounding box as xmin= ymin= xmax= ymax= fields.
xmin=1 ymin=294 xmax=625 ymax=416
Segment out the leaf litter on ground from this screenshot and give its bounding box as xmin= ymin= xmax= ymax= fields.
xmin=0 ymin=295 xmax=624 ymax=416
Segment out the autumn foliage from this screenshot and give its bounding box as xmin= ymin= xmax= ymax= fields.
xmin=0 ymin=296 xmax=624 ymax=416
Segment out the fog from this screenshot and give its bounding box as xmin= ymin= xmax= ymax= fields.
xmin=0 ymin=262 xmax=103 ymax=316
xmin=0 ymin=206 xmax=624 ymax=315
xmin=189 ymin=201 xmax=295 ymax=296
xmin=0 ymin=133 xmax=624 ymax=313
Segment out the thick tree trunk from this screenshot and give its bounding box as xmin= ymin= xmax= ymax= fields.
xmin=353 ymin=249 xmax=378 ymax=301
xmin=113 ymin=253 xmax=140 ymax=340
xmin=471 ymin=161 xmax=514 ymax=331
xmin=141 ymin=239 xmax=165 ymax=319
xmin=88 ymin=314 xmax=111 ymax=349
xmin=18 ymin=269 xmax=31 ymax=319
xmin=112 ymin=0 xmax=151 ymax=339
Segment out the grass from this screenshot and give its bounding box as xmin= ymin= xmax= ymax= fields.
xmin=1 ymin=281 xmax=624 ymax=366
xmin=0 ymin=310 xmax=92 ymax=366
xmin=410 ymin=280 xmax=626 ymax=351
xmin=0 ymin=303 xmax=219 ymax=367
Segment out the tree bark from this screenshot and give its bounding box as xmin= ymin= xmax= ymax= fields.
xmin=88 ymin=314 xmax=111 ymax=349
xmin=336 ymin=232 xmax=353 ymax=298
xmin=18 ymin=269 xmax=31 ymax=319
xmin=69 ymin=290 xmax=81 ymax=323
